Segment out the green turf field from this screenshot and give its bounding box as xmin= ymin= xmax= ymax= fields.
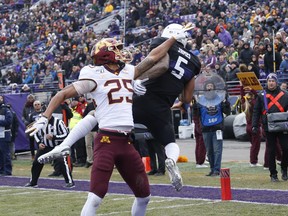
xmin=1 ymin=159 xmax=288 ymax=216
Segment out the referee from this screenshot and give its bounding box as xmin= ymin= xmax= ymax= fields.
xmin=24 ymin=115 xmax=74 ymax=188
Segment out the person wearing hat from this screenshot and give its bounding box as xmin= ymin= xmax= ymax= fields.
xmin=239 ymin=42 xmax=254 ymax=66
xmin=252 ymin=73 xmax=288 ymax=182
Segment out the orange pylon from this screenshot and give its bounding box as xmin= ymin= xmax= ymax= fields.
xmin=142 ymin=157 xmax=151 ymax=172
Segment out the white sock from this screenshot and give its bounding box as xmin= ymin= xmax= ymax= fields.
xmin=61 ymin=115 xmax=97 ymax=148
xmin=81 ymin=192 xmax=102 ymax=216
xmin=131 ymin=195 xmax=150 ymax=216
xmin=165 ymin=142 xmax=180 ymax=163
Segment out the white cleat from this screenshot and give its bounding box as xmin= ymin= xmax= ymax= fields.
xmin=165 ymin=158 xmax=183 ymax=192
xmin=38 ymin=145 xmax=70 ymax=164
xmin=196 ymin=164 xmax=209 ymax=168
xmin=250 ymin=163 xmax=262 ymax=168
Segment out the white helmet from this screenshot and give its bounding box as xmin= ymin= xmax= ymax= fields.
xmin=161 ymin=23 xmax=189 ymax=47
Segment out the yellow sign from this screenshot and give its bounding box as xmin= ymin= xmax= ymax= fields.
xmin=236 ymin=72 xmax=263 ymax=90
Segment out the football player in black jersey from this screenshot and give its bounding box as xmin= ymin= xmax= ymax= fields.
xmin=133 ymin=23 xmax=201 ymax=191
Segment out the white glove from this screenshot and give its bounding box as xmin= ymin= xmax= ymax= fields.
xmin=173 ymin=23 xmax=194 ymax=40
xmin=25 ymin=115 xmax=48 ymax=136
xmin=133 ymin=78 xmax=149 ymax=96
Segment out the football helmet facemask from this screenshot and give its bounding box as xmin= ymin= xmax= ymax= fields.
xmin=90 ymin=38 xmax=132 ymax=65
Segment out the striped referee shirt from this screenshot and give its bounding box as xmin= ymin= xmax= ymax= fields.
xmin=34 ymin=116 xmax=69 ymax=148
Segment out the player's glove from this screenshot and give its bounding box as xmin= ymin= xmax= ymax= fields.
xmin=133 ymin=78 xmax=149 ymax=96
xmin=25 ymin=115 xmax=48 ymax=136
xmin=172 ymin=22 xmax=195 ymax=40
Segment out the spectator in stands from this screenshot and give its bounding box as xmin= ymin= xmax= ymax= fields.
xmin=108 ymin=20 xmax=120 ymax=37
xmin=214 ymin=62 xmax=226 ymax=80
xmin=61 ymin=55 xmax=73 ymax=79
xmin=74 ymin=48 xmax=87 ymax=67
xmin=41 ymin=69 xmax=54 ymax=86
xmin=226 ymin=61 xmax=240 ymax=82
xmin=103 ymin=1 xmax=114 ymax=16
xmin=8 ymin=70 xmax=22 ymax=84
xmin=70 ymin=65 xmax=80 ymax=80
xmin=280 ymin=82 xmax=288 ymax=91
xmin=280 ymin=53 xmax=288 ymax=81
xmin=264 ymin=43 xmax=282 ymax=74
xmin=205 ymin=49 xmax=217 ymax=70
xmin=239 ymin=42 xmax=254 ymax=66
xmin=217 ymin=26 xmax=233 ymax=47
xmin=125 ymin=30 xmax=135 ymax=46
xmin=227 ymin=45 xmax=238 ymax=61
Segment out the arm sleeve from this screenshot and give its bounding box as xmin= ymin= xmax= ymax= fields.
xmin=72 ymin=80 xmax=96 ymax=95
xmin=58 ymin=114 xmax=98 ymax=148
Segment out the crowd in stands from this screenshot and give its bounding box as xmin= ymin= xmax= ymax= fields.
xmin=1 ymin=0 xmax=288 ymax=93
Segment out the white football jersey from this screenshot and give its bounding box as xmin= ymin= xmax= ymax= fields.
xmin=78 ymin=64 xmax=135 ymax=130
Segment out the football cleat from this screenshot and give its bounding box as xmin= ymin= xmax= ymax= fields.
xmin=38 ymin=145 xmax=70 ymax=164
xmin=165 ymin=158 xmax=183 ymax=192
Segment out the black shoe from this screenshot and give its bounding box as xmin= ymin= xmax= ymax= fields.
xmin=24 ymin=182 xmax=38 ymax=188
xmin=271 ymin=174 xmax=280 ymax=182
xmin=64 ymin=182 xmax=75 ymax=188
xmin=206 ymin=171 xmax=213 ymax=176
xmin=210 ymin=172 xmax=220 ymax=177
xmin=48 ymin=172 xmax=62 ymax=177
xmin=74 ymin=162 xmax=85 ymax=167
xmin=84 ymin=162 xmax=93 ymax=168
xmin=281 ymin=170 xmax=288 ymax=181
xmin=147 ymin=170 xmax=157 ymax=175
xmin=154 ymin=172 xmax=165 ymax=176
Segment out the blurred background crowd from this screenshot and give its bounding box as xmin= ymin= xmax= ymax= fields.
xmin=1 ymin=0 xmax=288 ymax=92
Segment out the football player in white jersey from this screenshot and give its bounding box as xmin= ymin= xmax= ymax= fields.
xmin=26 ymin=34 xmax=185 ymax=216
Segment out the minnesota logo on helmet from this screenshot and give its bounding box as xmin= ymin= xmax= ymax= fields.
xmin=90 ymin=38 xmax=132 ymax=65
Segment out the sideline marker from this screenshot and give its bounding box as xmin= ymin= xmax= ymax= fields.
xmin=142 ymin=157 xmax=151 ymax=172
xmin=220 ymin=168 xmax=232 ymax=200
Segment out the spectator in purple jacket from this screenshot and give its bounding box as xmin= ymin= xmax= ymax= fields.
xmin=217 ymin=26 xmax=233 ymax=47
xmin=205 ymin=49 xmax=217 ymax=70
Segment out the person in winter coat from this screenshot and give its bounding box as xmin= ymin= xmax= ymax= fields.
xmin=217 ymin=26 xmax=233 ymax=47
xmin=279 ymin=52 xmax=288 ymax=83
xmin=252 ymin=73 xmax=288 ymax=182
xmin=239 ymin=42 xmax=254 ymax=66
xmin=264 ymin=43 xmax=282 ymax=74
xmin=22 ymin=94 xmax=36 ymax=159
xmin=0 ymin=95 xmax=13 ymax=176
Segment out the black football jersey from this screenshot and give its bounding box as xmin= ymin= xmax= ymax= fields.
xmin=145 ymin=37 xmax=201 ymax=106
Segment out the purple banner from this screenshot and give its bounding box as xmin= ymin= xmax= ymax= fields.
xmin=4 ymin=93 xmax=30 ymax=151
